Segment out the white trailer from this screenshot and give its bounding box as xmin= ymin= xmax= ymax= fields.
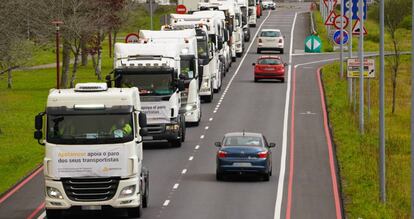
xmin=248 ymin=0 xmax=257 ymax=27
xmin=198 ymin=0 xmax=245 ymax=59
xmin=34 ymin=83 xmax=149 ymax=219
xmin=110 ymin=43 xmax=187 ymax=147
xmin=139 ymin=29 xmax=202 ymax=125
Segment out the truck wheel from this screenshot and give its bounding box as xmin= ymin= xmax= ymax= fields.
xmin=171 ymin=140 xmax=182 ymax=148
xmin=127 ymin=202 xmax=142 ymax=218
xmin=142 ymin=173 xmax=149 ymax=208
xmin=236 ymin=52 xmax=242 ymax=58
xmin=232 ymin=56 xmax=236 ymax=62
xmin=204 ymin=92 xmax=213 ymax=103
xmin=46 ymin=209 xmax=62 ymax=219
xmin=180 ymin=120 xmax=186 ymax=142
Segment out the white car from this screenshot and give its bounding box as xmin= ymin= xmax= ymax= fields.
xmin=262 ymin=0 xmax=276 ymax=10
xmin=257 ymin=29 xmax=284 ymax=54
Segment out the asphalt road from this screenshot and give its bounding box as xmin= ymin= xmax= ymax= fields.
xmin=0 ymin=2 xmax=344 ymax=219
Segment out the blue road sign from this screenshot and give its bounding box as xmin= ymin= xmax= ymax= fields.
xmin=343 ymin=0 xmax=367 ymax=20
xmin=333 ymin=30 xmax=349 ymax=45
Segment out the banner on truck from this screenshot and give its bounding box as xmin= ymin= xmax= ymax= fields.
xmin=51 ymin=145 xmax=128 ymax=178
xmin=141 ymin=102 xmax=171 ymax=124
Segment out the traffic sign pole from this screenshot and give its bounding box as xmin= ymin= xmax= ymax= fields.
xmin=358 ymin=0 xmax=364 ymax=134
xmin=348 ymin=0 xmax=353 ymax=105
xmin=150 ymin=0 xmax=154 ymax=30
xmin=340 ymin=1 xmax=344 ymax=79
xmin=379 ymin=0 xmax=386 ymax=204
xmin=411 ymin=0 xmax=414 ymax=214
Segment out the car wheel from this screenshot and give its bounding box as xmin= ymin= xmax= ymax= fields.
xmin=280 ymin=49 xmax=284 ymax=54
xmin=257 ymin=49 xmax=261 ymax=54
xmin=216 ymin=171 xmax=224 ymax=181
xmin=262 ymin=172 xmax=270 ymax=181
xmin=254 ymin=78 xmax=259 ymax=82
xmin=281 ymin=78 xmax=285 ymax=83
xmin=46 ymin=209 xmax=62 ymax=219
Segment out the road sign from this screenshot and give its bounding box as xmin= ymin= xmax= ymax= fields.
xmin=144 ymin=1 xmax=158 ymax=14
xmin=325 ymin=11 xmax=337 ymax=26
xmin=125 ymin=33 xmax=139 ymax=43
xmin=343 ymin=0 xmax=367 ymax=20
xmin=333 ymin=30 xmax=349 ymax=45
xmin=323 ymin=0 xmax=338 ymax=8
xmin=304 ymin=35 xmax=322 ymax=53
xmin=347 ymin=58 xmax=375 ymax=78
xmin=352 ymin=18 xmax=367 ymax=35
xmin=176 ymin=4 xmax=187 ymax=14
xmin=333 ymin=15 xmax=349 ymax=29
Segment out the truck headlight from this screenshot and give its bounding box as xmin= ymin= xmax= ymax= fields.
xmin=47 ymin=187 xmax=63 ymax=199
xmin=120 ymin=185 xmax=136 ymax=198
xmin=202 ymin=79 xmax=210 ymax=88
xmin=166 ymin=124 xmax=180 ymax=131
xmin=185 ymin=103 xmax=197 ymax=112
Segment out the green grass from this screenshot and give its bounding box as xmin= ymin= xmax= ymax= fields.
xmin=322 ymin=55 xmax=411 ymax=218
xmin=0 ymin=5 xmax=175 ymax=195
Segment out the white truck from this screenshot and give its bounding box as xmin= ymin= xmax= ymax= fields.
xmin=248 ymin=0 xmax=257 ymax=27
xmin=139 ymin=29 xmax=202 ymax=125
xmin=34 ymin=83 xmax=149 ymax=219
xmin=109 ymin=43 xmax=187 ymax=147
xmin=192 ymin=10 xmax=233 ymax=74
xmin=167 ymin=15 xmax=223 ymax=101
xmin=199 ymin=0 xmax=245 ymax=58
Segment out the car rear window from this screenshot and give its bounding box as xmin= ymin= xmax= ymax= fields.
xmin=260 ymin=31 xmax=281 ymax=37
xmin=223 ymin=136 xmax=263 ymax=147
xmin=258 ymin=58 xmax=282 ymax=65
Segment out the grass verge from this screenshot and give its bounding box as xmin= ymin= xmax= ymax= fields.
xmin=322 ymin=55 xmax=411 ymax=218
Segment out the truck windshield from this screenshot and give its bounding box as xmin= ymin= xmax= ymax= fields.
xmin=47 ymin=114 xmax=133 ymax=144
xmin=249 ymin=0 xmax=255 ymax=6
xmin=121 ymin=73 xmax=174 ymax=96
xmin=180 ymin=58 xmax=196 ymax=79
xmin=197 ymin=38 xmax=209 ymax=60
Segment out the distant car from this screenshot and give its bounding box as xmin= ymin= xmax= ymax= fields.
xmin=262 ymin=0 xmax=276 ymax=10
xmin=215 ymin=132 xmax=276 ymax=181
xmin=252 ymin=56 xmax=286 ymax=82
xmin=257 ymin=29 xmax=284 ymax=54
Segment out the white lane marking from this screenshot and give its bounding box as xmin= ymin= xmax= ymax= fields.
xmin=189 ymin=156 xmax=194 ymax=161
xmin=37 ymin=212 xmax=46 ymax=219
xmin=274 ymin=12 xmax=297 ymax=219
xmin=209 ymin=117 xmax=213 ymax=121
xmin=205 ymin=126 xmax=209 ymax=130
xmin=181 ymin=169 xmax=187 ymax=174
xmin=200 ymin=135 xmax=205 ymax=139
xmin=173 ymin=183 xmax=179 ymax=190
xmin=195 ymin=145 xmax=200 ymax=150
xmin=213 ymin=111 xmax=217 ymax=113
xmin=163 ymin=200 xmax=170 ymax=206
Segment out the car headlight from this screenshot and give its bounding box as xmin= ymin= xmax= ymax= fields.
xmin=166 ymin=124 xmax=180 ymax=131
xmin=47 ymin=187 xmax=63 ymax=199
xmin=119 ymin=185 xmax=136 ymax=198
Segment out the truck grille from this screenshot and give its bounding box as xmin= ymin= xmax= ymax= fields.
xmin=146 ymin=124 xmax=164 ymax=134
xmin=62 ymin=177 xmax=120 ymax=202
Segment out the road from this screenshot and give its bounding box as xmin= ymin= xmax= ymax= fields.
xmin=0 ymin=2 xmax=343 ymax=219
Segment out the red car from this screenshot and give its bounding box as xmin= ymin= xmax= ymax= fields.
xmin=252 ymin=56 xmax=286 ymax=83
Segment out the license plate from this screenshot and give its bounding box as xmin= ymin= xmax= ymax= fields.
xmin=264 ymin=68 xmax=275 ymax=71
xmin=233 ymin=162 xmax=252 ymax=167
xmin=81 ymin=205 xmax=102 ymax=211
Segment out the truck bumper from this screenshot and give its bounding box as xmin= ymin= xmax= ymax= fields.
xmin=143 ymin=123 xmax=181 ymax=142
xmin=45 ymin=177 xmax=141 ymax=210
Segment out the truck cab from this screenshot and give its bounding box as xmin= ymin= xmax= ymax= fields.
xmin=34 ymin=83 xmax=149 ymax=219
xmin=109 ymin=43 xmax=187 ymax=147
xmin=139 ymin=29 xmax=202 ymax=126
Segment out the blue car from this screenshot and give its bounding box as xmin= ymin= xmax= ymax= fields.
xmin=215 ymin=132 xmax=276 ymax=181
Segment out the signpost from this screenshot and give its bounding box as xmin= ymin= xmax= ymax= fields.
xmin=125 ymin=33 xmax=140 ymax=43
xmin=347 ymin=58 xmax=375 ymax=78
xmin=333 ymin=30 xmax=349 ymax=45
xmin=176 ymin=4 xmax=187 ymax=14
xmin=343 ymin=0 xmax=367 ymax=20
xmin=304 ymin=35 xmax=322 ymax=53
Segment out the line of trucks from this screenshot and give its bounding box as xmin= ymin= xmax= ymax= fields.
xmin=33 ymin=0 xmax=265 ymax=218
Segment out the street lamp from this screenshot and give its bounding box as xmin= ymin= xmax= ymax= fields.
xmin=51 ymin=20 xmax=63 ymax=89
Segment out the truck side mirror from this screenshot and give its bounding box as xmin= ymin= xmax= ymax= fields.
xmin=105 ymin=75 xmax=112 ymax=88
xmin=35 ymin=114 xmax=43 ymax=130
xmin=178 ymin=80 xmax=185 ymax=91
xmin=217 ymin=36 xmax=223 ymax=50
xmin=139 ymin=112 xmax=147 ymax=128
xmin=34 ymin=130 xmax=43 ymax=140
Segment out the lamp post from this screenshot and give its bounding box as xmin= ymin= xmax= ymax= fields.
xmin=52 ymin=20 xmax=63 ymax=89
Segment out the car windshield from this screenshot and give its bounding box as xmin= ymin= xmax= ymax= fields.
xmin=47 ymin=114 xmax=133 ymax=144
xmin=258 ymin=58 xmax=282 ymax=65
xmin=223 ymin=136 xmax=263 ymax=147
xmin=121 ymin=73 xmax=174 ymax=95
xmin=261 ymin=31 xmax=281 ymax=37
